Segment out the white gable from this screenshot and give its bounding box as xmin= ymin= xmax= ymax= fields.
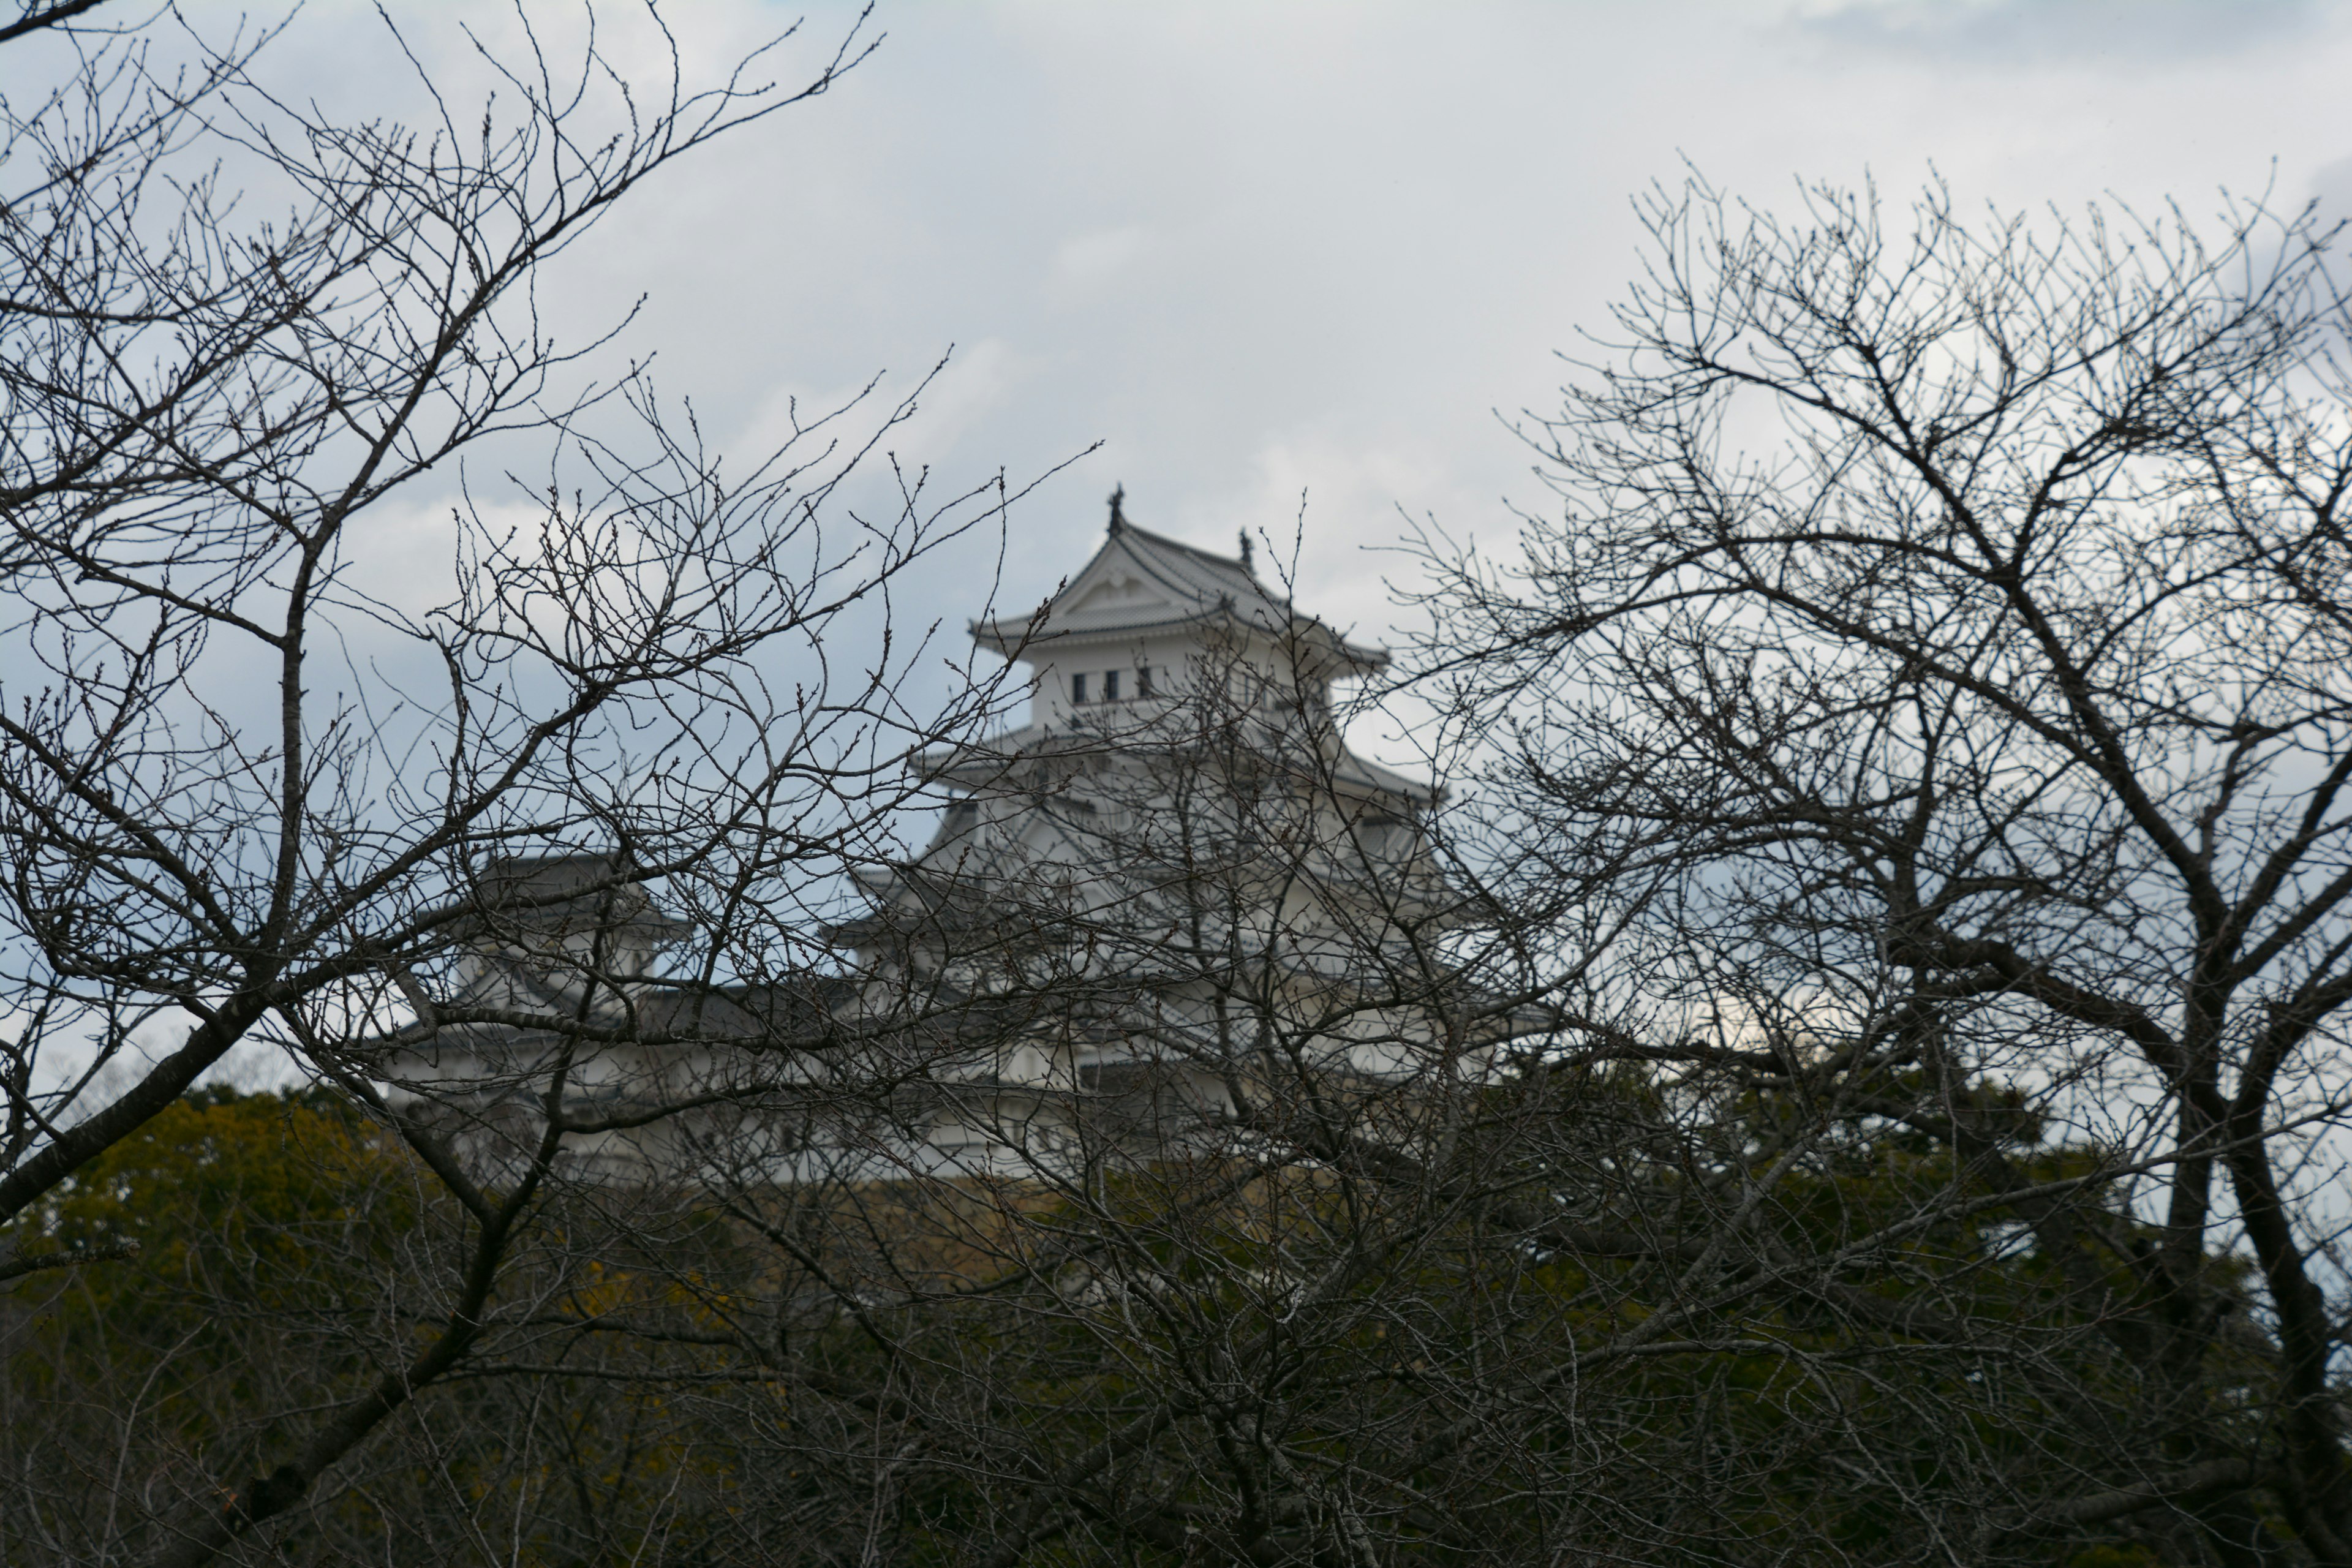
xmin=1062 ymin=567 xmax=1176 ymax=622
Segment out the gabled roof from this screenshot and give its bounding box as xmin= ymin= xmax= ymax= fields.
xmin=466 ymin=854 xmax=690 ymax=946
xmin=970 ymin=494 xmax=1387 ymax=673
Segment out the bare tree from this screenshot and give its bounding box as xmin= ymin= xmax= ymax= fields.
xmin=453 ymin=519 xmax=1618 ymax=1568
xmin=0 ymin=4 xmax=1055 ymax=1561
xmin=1401 ymin=175 xmax=2352 ymax=1563
xmin=23 ymin=37 xmax=2343 ymax=1558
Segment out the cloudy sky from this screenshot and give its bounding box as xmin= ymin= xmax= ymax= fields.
xmin=186 ymin=0 xmax=2352 ymax=676
xmin=9 ymin=0 xmax=2351 ymax=1087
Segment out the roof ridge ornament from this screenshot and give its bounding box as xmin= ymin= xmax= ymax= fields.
xmin=1238 ymin=529 xmax=1253 ymax=570
xmin=1107 ymin=484 xmax=1126 ymax=535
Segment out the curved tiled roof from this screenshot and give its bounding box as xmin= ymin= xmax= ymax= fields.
xmin=970 ymin=511 xmax=1387 ymax=671
xmin=913 ymin=714 xmax=1438 ymax=808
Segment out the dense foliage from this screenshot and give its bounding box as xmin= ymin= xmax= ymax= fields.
xmin=2 ymin=1076 xmax=2284 ymax=1566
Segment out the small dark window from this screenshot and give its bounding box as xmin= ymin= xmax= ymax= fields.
xmin=1136 ymin=665 xmax=1154 ymax=697
xmin=1103 ymin=669 xmax=1121 ymax=701
xmin=1071 ymin=673 xmax=1088 ymax=704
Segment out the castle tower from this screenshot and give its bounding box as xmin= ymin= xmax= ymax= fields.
xmin=379 ymin=496 xmax=1473 ymax=1185
xmin=832 ymin=494 xmax=1459 ymax=1174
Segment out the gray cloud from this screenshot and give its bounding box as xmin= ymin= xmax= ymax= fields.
xmin=8 ymin=0 xmax=2347 ymax=709
xmin=1792 ymin=0 xmax=2320 ymax=67
xmin=2314 ymin=154 xmax=2352 ymax=225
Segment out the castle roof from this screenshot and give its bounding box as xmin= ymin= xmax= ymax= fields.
xmin=912 ymin=717 xmax=1438 ymax=807
xmin=465 ymin=853 xmax=690 ymax=945
xmin=969 ymin=496 xmax=1387 ymax=673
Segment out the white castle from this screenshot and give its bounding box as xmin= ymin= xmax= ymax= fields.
xmin=382 ymin=495 xmax=1472 ymax=1181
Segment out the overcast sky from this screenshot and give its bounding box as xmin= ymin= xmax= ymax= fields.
xmin=10 ymin=0 xmax=2351 ymax=1086
xmin=9 ymin=0 xmax=2350 ymax=742
xmin=174 ymin=0 xmax=2350 ymax=676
